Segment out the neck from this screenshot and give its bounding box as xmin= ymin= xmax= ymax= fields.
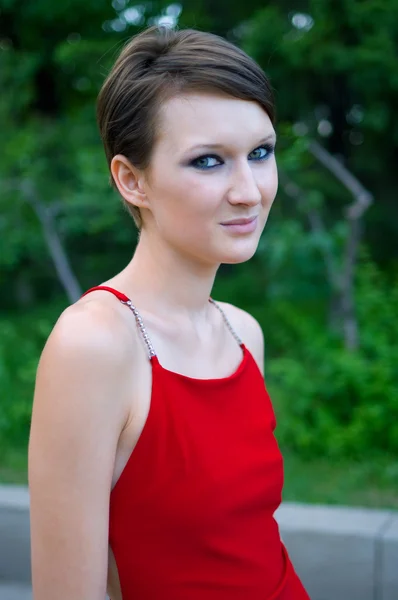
xmin=119 ymin=229 xmax=219 ymax=319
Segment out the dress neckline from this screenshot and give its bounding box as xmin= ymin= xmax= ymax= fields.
xmin=150 ymin=343 xmax=248 ymax=384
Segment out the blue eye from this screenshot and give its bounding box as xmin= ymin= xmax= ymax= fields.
xmin=190 ymin=155 xmax=222 ymax=170
xmin=249 ymin=144 xmax=274 ymax=161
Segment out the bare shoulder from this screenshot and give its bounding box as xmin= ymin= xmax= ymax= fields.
xmin=35 ymin=296 xmax=136 ymax=407
xmin=217 ymin=301 xmax=264 ymax=375
xmin=29 ymin=297 xmax=137 ymax=598
xmin=32 ymin=295 xmax=138 ymax=468
xmin=44 ymin=294 xmax=135 ymax=366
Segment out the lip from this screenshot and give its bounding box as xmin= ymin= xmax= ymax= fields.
xmin=220 ymin=216 xmax=258 ymax=234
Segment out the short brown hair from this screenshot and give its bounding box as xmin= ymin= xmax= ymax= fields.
xmin=97 ymin=26 xmax=275 ymax=227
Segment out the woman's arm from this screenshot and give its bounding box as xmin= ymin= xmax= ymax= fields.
xmin=29 ymin=302 xmax=132 ymax=600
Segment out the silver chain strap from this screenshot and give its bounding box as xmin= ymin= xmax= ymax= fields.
xmin=121 ymin=298 xmax=242 ymax=358
xmin=122 ymin=300 xmax=157 ymax=358
xmin=209 ymin=298 xmax=243 ymax=346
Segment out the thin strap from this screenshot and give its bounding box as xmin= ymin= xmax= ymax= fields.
xmin=81 ymin=287 xmax=243 ymax=355
xmin=81 ymin=286 xmax=157 ymax=359
xmin=209 ymin=298 xmax=243 ymax=347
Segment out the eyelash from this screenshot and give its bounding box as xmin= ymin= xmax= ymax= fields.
xmin=190 ymin=144 xmax=275 ymax=170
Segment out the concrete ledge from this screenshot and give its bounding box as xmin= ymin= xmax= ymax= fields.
xmin=0 ymin=486 xmax=30 ymax=511
xmin=0 ymin=486 xmax=31 ymax=584
xmin=1 ymin=485 xmax=397 ymax=599
xmin=380 ymin=515 xmax=398 ymax=600
xmin=275 ymin=503 xmax=395 ymax=600
xmin=0 ymin=583 xmax=32 ymax=600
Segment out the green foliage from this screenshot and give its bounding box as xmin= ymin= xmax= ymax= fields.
xmin=264 ymin=258 xmax=398 ymax=458
xmin=0 ymin=303 xmax=63 ymax=452
xmin=242 ymin=0 xmax=398 ymax=264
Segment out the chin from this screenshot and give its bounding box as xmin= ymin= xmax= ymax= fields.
xmin=219 ymin=243 xmax=259 ymax=265
xmin=215 ymin=225 xmax=265 ymax=265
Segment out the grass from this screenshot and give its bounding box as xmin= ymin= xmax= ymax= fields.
xmin=1 ymin=443 xmax=397 ymax=510
xmin=282 ymin=450 xmax=398 ymax=509
xmin=0 ymin=445 xmax=28 ymax=485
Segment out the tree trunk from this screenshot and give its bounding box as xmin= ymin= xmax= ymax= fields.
xmin=20 ymin=180 xmax=82 ymax=303
xmin=308 ymin=140 xmax=373 ymax=350
xmin=280 ymin=139 xmax=373 ymax=350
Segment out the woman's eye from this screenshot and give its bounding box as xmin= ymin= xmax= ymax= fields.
xmin=191 ymin=155 xmax=221 ymax=170
xmin=249 ymin=145 xmax=274 ymax=161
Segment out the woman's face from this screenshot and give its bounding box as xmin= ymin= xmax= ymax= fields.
xmin=139 ymin=92 xmax=278 ymax=266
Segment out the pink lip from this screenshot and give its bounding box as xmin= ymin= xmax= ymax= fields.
xmin=221 ymin=216 xmax=258 ymax=234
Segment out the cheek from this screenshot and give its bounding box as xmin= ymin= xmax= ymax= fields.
xmin=260 ymin=162 xmax=278 ymax=203
xmin=150 ymin=174 xmax=221 ymax=236
xmin=172 ymin=172 xmax=224 ymax=217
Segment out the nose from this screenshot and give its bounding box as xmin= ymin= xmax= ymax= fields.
xmin=227 ymin=161 xmax=262 ymax=206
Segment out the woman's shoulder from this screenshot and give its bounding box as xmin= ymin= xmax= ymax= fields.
xmin=34 ymin=293 xmax=141 ymax=424
xmin=215 ymin=301 xmax=264 ymax=375
xmin=52 ymin=291 xmax=137 ymax=360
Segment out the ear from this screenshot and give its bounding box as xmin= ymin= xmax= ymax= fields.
xmin=110 ymin=154 xmax=150 ymax=210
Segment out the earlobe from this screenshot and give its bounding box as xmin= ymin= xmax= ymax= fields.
xmin=110 ymin=154 xmax=149 ymax=209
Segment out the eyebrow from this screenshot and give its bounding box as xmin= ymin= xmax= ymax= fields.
xmin=186 ymin=133 xmax=277 ymax=153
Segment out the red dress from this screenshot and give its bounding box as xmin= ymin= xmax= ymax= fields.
xmin=82 ymin=286 xmax=310 ymax=599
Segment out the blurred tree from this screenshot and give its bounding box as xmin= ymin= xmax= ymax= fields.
xmin=241 ymin=0 xmax=398 ymax=266
xmin=0 ymin=0 xmax=138 ymax=303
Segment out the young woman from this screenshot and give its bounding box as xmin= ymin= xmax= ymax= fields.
xmin=29 ymin=26 xmax=311 ymax=600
